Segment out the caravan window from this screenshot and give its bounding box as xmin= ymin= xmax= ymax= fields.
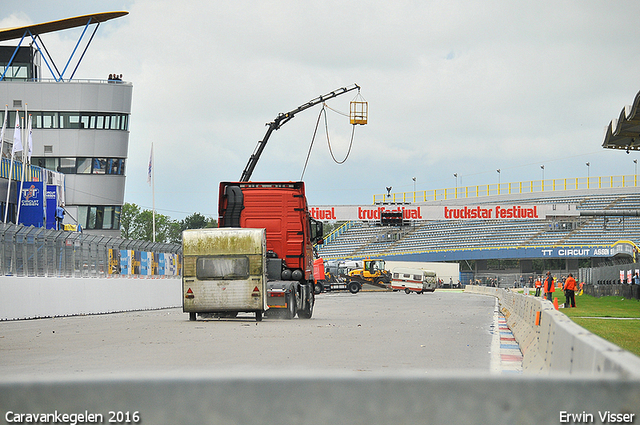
xmin=197 ymin=256 xmax=249 ymax=280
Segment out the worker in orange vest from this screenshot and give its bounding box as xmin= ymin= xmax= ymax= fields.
xmin=534 ymin=277 xmax=542 ymax=297
xmin=564 ymin=273 xmax=577 ymax=307
xmin=544 ymin=271 xmax=555 ymax=302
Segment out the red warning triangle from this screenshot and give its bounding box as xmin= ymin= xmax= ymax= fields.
xmin=187 ymin=288 xmax=193 ymax=294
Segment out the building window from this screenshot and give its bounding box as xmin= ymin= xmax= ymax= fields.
xmin=80 ymin=114 xmax=90 ymax=129
xmin=5 ymin=110 xmax=128 ymax=131
xmin=42 ymin=112 xmax=58 ymax=129
xmin=59 ymin=113 xmax=81 ymax=129
xmin=76 ymin=158 xmax=92 ymax=174
xmin=59 ymin=157 xmax=76 ymax=174
xmin=77 ymin=205 xmax=122 ymax=230
xmin=93 ymin=158 xmax=107 ymax=174
xmin=32 ymin=157 xmax=126 ymax=175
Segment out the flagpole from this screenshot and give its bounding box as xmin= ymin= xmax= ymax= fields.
xmin=4 ymin=110 xmax=20 ymax=223
xmin=16 ymin=115 xmax=26 ymax=225
xmin=26 ymin=114 xmax=32 ymax=182
xmin=4 ymin=152 xmax=14 ymax=223
xmin=152 ymin=143 xmax=156 ymax=242
xmin=0 ymin=105 xmax=7 ymax=165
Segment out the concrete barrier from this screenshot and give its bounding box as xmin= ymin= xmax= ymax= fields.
xmin=464 ymin=285 xmax=640 ymax=377
xmin=0 ymin=276 xmax=182 ymax=320
xmin=1 ymin=371 xmax=639 ymax=425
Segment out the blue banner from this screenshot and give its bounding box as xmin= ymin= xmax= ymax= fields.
xmin=386 ymin=241 xmax=638 ymax=263
xmin=158 ymin=252 xmax=166 ymax=275
xmin=18 ymin=182 xmax=45 ymax=227
xmin=120 ymin=250 xmax=130 ymax=275
xmin=140 ymin=251 xmax=149 ymax=275
xmin=46 ymin=185 xmax=57 ymax=229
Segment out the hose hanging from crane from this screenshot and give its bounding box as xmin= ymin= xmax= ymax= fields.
xmin=300 ymin=104 xmax=356 ymax=180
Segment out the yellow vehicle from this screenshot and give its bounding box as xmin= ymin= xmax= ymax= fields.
xmin=347 ymin=259 xmax=391 ymax=287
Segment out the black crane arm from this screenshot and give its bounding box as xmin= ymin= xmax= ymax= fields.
xmin=239 ymin=84 xmax=360 ymax=182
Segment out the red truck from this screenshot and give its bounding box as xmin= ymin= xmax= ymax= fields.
xmin=218 ymin=181 xmax=323 ymax=319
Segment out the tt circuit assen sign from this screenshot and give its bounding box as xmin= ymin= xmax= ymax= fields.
xmin=309 ymin=203 xmax=578 ymax=221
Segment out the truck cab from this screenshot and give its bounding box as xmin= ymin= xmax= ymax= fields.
xmin=218 ymin=181 xmax=321 ymax=319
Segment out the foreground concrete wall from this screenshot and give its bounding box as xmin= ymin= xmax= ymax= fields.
xmin=0 ymin=276 xmax=182 ymax=320
xmin=1 ymin=372 xmax=639 ymax=425
xmin=465 ymin=285 xmax=640 ymax=378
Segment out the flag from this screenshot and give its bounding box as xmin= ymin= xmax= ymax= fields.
xmin=147 ymin=143 xmax=153 ymax=186
xmin=27 ymin=115 xmax=32 ymax=162
xmin=12 ymin=111 xmax=22 ymax=154
xmin=0 ymin=105 xmax=7 ymax=146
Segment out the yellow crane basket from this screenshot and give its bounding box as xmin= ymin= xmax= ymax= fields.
xmin=350 ymin=92 xmax=368 ymax=125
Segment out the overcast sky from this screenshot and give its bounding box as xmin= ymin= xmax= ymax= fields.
xmin=2 ymin=1 xmax=640 ymax=220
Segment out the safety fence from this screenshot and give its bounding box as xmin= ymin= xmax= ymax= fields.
xmin=0 ymin=223 xmax=181 ymax=278
xmin=580 ymin=260 xmax=639 ymax=285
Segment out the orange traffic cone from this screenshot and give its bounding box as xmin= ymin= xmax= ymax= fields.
xmin=553 ymin=297 xmax=559 ymax=310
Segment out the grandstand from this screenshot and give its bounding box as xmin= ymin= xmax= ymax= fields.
xmin=316 ymin=175 xmax=640 ymax=283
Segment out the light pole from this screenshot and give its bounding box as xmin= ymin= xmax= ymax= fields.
xmin=634 ymin=159 xmax=637 ymax=176
xmin=496 ymin=169 xmax=501 ymax=193
xmin=540 ymin=165 xmax=544 ymax=181
xmin=453 ymin=173 xmax=458 ymax=198
xmin=586 ymin=162 xmax=590 ymax=188
xmin=412 ymin=177 xmax=416 ymax=202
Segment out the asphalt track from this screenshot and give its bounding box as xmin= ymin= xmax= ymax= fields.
xmin=0 ymin=290 xmax=502 ymax=379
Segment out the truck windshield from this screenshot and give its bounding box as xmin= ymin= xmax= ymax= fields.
xmin=197 ymin=256 xmax=249 ymax=280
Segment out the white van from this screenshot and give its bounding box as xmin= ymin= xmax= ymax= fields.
xmin=391 ymin=268 xmax=437 ymax=294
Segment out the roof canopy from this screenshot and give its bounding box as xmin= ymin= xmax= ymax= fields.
xmin=0 ymin=12 xmax=128 ymax=42
xmin=0 ymin=11 xmax=128 ymax=82
xmin=602 ymin=89 xmax=640 ymax=152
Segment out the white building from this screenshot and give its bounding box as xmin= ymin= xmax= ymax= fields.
xmin=0 ymin=12 xmax=131 ymax=237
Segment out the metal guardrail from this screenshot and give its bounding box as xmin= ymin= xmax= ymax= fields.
xmin=374 ymin=174 xmax=640 ymax=203
xmin=0 ymin=223 xmax=181 ymax=278
xmin=580 ymin=261 xmax=640 ymax=286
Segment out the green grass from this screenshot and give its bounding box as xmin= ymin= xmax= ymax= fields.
xmin=558 ymin=293 xmax=640 ymax=319
xmin=570 ymin=318 xmax=640 ymax=357
xmin=549 ymin=292 xmax=640 ymax=357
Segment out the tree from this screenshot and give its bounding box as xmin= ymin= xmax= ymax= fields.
xmin=120 ymin=203 xmax=216 ymax=243
xmin=181 ymin=212 xmax=217 ymax=231
xmin=120 ymin=203 xmax=141 ymax=239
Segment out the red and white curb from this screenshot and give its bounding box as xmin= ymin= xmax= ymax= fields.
xmin=490 ymin=299 xmax=523 ymax=374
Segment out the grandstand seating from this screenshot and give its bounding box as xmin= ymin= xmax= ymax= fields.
xmin=316 ymin=192 xmax=640 ymax=260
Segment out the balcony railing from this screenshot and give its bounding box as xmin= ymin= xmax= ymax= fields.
xmin=373 ymin=175 xmax=640 ymax=204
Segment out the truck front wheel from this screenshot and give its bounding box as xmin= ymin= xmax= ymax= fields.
xmin=189 ymin=312 xmax=197 ymax=321
xmin=348 ymin=282 xmax=360 ymax=294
